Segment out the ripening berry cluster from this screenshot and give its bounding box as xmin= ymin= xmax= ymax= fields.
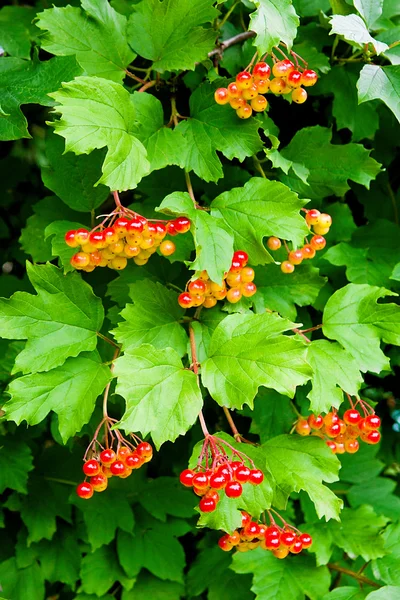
xmin=65 ymin=215 xmax=191 ymax=272
xmin=179 ymin=461 xmax=264 ymax=513
xmin=218 ymin=511 xmax=312 ymax=558
xmin=296 ymin=410 xmax=381 ymax=454
xmin=267 ymin=208 xmax=332 ymax=274
xmin=214 ymin=59 xmax=318 ymax=119
xmin=76 ymin=442 xmax=153 ymax=499
xmin=178 ymin=250 xmax=256 ymax=309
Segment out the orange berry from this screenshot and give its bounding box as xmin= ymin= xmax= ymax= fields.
xmin=242 ymin=83 xmax=259 ymax=100
xmin=292 ymin=88 xmax=307 ymax=104
xmin=214 ymin=88 xmax=229 ymax=105
xmin=236 ymin=104 xmax=252 ymax=119
xmin=226 ymin=287 xmax=242 ymax=303
xmin=256 ymin=79 xmax=270 ymax=94
xmin=288 ymin=249 xmax=303 ymax=265
xmin=241 ymin=267 xmax=255 ymax=282
xmin=242 ymin=282 xmax=257 ymax=297
xmin=272 ymin=59 xmax=294 ymax=78
xmin=236 ymin=71 xmax=253 ymax=89
xmin=267 ymin=236 xmax=281 ymax=250
xmin=159 ymin=240 xmax=176 ymax=256
xmin=227 ymin=82 xmax=242 ymax=98
xmin=281 ymin=261 xmax=295 ymax=274
xmin=250 ymin=95 xmax=268 ymax=112
xmin=270 ymin=78 xmax=287 ymax=95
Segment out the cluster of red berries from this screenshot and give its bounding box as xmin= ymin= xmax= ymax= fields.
xmin=65 ymin=213 xmax=190 ymax=272
xmin=218 ymin=511 xmax=312 ymax=558
xmin=267 ymin=208 xmax=332 ymax=274
xmin=179 ymin=436 xmax=264 ymax=513
xmin=178 ymin=250 xmax=256 ymax=309
xmin=295 ymin=406 xmax=381 ymax=454
xmin=76 ymin=441 xmax=153 ymax=499
xmin=214 ymin=58 xmax=318 ymax=119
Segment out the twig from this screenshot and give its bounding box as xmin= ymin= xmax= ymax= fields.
xmin=299 ymin=324 xmax=322 ymax=334
xmin=292 ymin=328 xmax=311 ymax=343
xmin=103 ymin=347 xmax=120 ymax=419
xmin=97 ymin=332 xmax=120 ymax=348
xmin=327 ymin=564 xmax=381 ymax=588
xmin=208 ymin=31 xmax=256 ymax=58
xmin=124 ymin=70 xmax=146 ymax=84
xmin=138 ymin=80 xmax=157 ymax=93
xmin=223 ymin=407 xmax=242 ymax=442
xmin=189 ymin=322 xmax=209 ymax=437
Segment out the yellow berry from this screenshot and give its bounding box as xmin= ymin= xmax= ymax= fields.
xmin=292 ymin=88 xmax=307 ymax=104
xmin=250 ymin=95 xmax=268 ymax=112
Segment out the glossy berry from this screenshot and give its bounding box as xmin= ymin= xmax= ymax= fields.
xmin=209 ymin=472 xmax=228 ymax=490
xmin=288 ymin=249 xmax=303 ymax=265
xmin=296 ymin=419 xmax=311 ymax=436
xmin=241 ymin=267 xmax=255 ymax=282
xmin=159 ymin=240 xmax=176 ymax=256
xmin=218 ymin=535 xmax=233 ymax=551
xmin=227 ymin=287 xmax=242 ymax=303
xmin=302 ymin=244 xmax=316 ymax=259
xmin=365 ymin=414 xmax=381 ymax=430
xmin=318 ymin=213 xmax=332 ymax=228
xmin=272 ymin=59 xmax=294 ymax=77
xmin=235 ymin=465 xmax=251 ymax=483
xmin=236 ymin=71 xmax=253 ymax=89
xmin=199 ymin=497 xmax=217 ymax=512
xmin=114 ymin=217 xmax=130 ymax=233
xmin=65 ymin=230 xmax=79 ymax=247
xmin=299 ymin=533 xmax=312 ymax=548
xmin=83 ymin=459 xmax=101 ymax=476
xmin=287 ymin=70 xmax=302 ymax=88
xmin=366 ymin=430 xmax=381 ymax=444
xmin=324 ymin=412 xmax=339 ymax=427
xmin=178 ymin=292 xmax=193 ymax=309
xmin=265 ymin=535 xmax=281 ymax=550
xmin=290 ymin=538 xmax=303 ymax=554
xmin=344 ymin=438 xmax=359 ymax=454
xmin=227 ymin=82 xmax=242 ymax=98
xmin=89 ymin=231 xmax=106 ymax=247
xmin=281 ymin=261 xmax=295 ymax=274
xmin=242 ymin=282 xmax=257 ymax=297
xmin=75 ymin=228 xmax=90 ymax=244
xmin=71 ymin=252 xmax=90 ymax=269
xmin=253 ymin=62 xmax=271 ymax=80
xmin=174 ymin=217 xmax=191 ymax=233
xmin=343 ymin=409 xmax=362 ymax=425
xmin=270 ymin=77 xmax=287 ymax=95
xmin=273 ymin=546 xmax=290 ymax=559
xmin=243 ymin=522 xmax=260 ymax=539
xmin=188 ymin=279 xmax=207 ymax=295
xmin=310 ymin=235 xmax=326 ymax=250
xmin=250 ymin=95 xmax=268 ymax=112
xmin=233 ymin=250 xmax=248 ymax=265
xmin=76 ymin=482 xmax=94 ymax=499
xmin=136 ymin=442 xmax=152 ymax=459
xmin=313 ymin=224 xmax=330 ymax=235
xmin=308 ymin=414 xmax=324 ymax=429
xmin=230 ymin=97 xmax=246 ymax=110
xmin=225 ymin=481 xmax=243 ymax=497
xmin=249 ymin=469 xmax=264 ymax=485
xmin=236 ymin=104 xmax=252 ymax=119
xmin=325 ymin=423 xmax=341 ymax=438
xmin=91 ymin=473 xmax=108 ymax=491
xmin=127 ymin=217 xmax=144 ymax=234
xmin=192 ymin=472 xmax=209 ymax=489
xmin=326 ymin=440 xmax=337 ymax=452
xmin=292 ymin=88 xmax=307 ymax=104
xmin=280 ymin=531 xmax=296 ymax=546
xmin=241 ymin=511 xmax=252 ymax=527
xmin=110 ymin=460 xmax=126 ymax=476
xmin=256 ymin=79 xmax=270 ymax=94
xmin=267 ymin=236 xmax=281 ymax=250
xmin=301 ymin=69 xmax=318 ymax=87
xmin=214 ymin=88 xmax=229 ymax=105
xmin=100 ymin=449 xmax=116 ymax=465
xmin=242 ymin=83 xmax=259 ymax=100
xmin=305 ymin=209 xmax=321 ymax=225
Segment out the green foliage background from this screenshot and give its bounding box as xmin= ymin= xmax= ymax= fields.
xmin=1 ymin=0 xmax=400 ymax=599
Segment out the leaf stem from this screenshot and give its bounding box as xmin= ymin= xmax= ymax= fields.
xmin=253 ymin=156 xmax=267 ymax=178
xmin=124 ymin=69 xmax=146 ymax=83
xmin=298 ymin=324 xmax=322 ymax=334
xmin=97 ymin=332 xmax=120 ymax=348
xmin=222 ymin=406 xmax=242 ymax=442
xmin=327 ymin=564 xmax=381 ymax=588
xmin=138 ymin=80 xmax=157 ymax=93
xmin=208 ymin=30 xmax=256 ymax=59
xmin=185 ymin=171 xmax=198 ymax=208
xmin=292 ymin=328 xmax=311 ymax=343
xmin=103 ymin=347 xmax=120 ymax=419
xmin=189 ymin=320 xmax=209 ymax=437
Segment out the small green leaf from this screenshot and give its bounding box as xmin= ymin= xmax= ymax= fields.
xmin=250 ymin=389 xmax=296 ymax=442
xmin=49 ymin=76 xmax=150 ymax=191
xmin=36 ymin=0 xmax=135 ymax=82
xmin=80 ymin=544 xmax=131 ymax=596
xmin=322 ymin=283 xmax=400 ymax=373
xmin=372 ymin=523 xmax=400 ymax=585
xmin=329 ymin=14 xmax=388 ymax=55
xmin=122 ymin=572 xmax=185 ymax=600
xmin=249 ymin=0 xmax=300 ymax=54
xmin=114 ymin=344 xmax=203 ymax=448
xmin=348 ymin=477 xmax=400 ymax=521
xmin=0 ymin=437 xmax=33 ymax=494
xmin=112 ymin=280 xmax=188 ymax=357
xmin=0 ymin=558 xmax=45 ymax=600
xmin=357 ymin=65 xmax=400 ymax=124
xmin=34 ymin=527 xmax=81 ymax=585
xmin=137 ymin=477 xmax=196 ymax=522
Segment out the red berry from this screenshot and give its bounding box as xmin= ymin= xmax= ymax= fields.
xmin=343 ymin=409 xmax=362 ymax=425
xmin=178 ymin=292 xmax=193 ymax=309
xmin=174 ymin=217 xmax=191 ymax=233
xmin=110 ymin=460 xmax=126 ymax=476
xmin=366 ymin=430 xmax=381 ymax=444
xmin=290 ymin=538 xmax=303 ymax=554
xmin=75 ymin=228 xmax=90 ymax=244
xmin=103 ymin=226 xmax=118 ymax=244
xmin=241 ymin=511 xmax=252 ymax=527
xmin=325 ymin=423 xmax=341 ymax=438
xmin=127 ymin=217 xmax=144 ymax=234
xmin=280 ymin=531 xmax=296 ymax=546
xmin=100 ymin=449 xmax=116 ymax=465
xmin=265 ymin=534 xmax=280 ymax=550
xmin=218 ymin=535 xmax=233 ymax=551
xmin=227 ymin=82 xmax=242 ymax=98
xmin=253 ymin=61 xmax=271 ymax=80
xmin=76 ymin=482 xmax=93 ymax=499
xmin=365 ymin=414 xmax=381 ymax=430
xmin=235 ymin=466 xmax=251 ymax=483
xmin=249 ymin=469 xmax=264 ymax=485
xmin=302 ymin=244 xmax=316 ymax=259
xmin=326 ymin=440 xmax=337 ymax=452
xmin=243 ymin=522 xmax=260 ymax=539
xmin=217 ymin=465 xmax=232 ymax=480
xmin=83 ymin=459 xmax=101 ymax=476
xmin=272 ymin=59 xmax=294 ymax=78
xmin=305 ymin=209 xmax=321 ymax=226
xmin=204 ymin=489 xmax=220 ymax=503
xmin=193 ymin=472 xmax=209 ymax=489
xmin=214 ymin=88 xmax=229 ymax=105
xmin=265 ymin=526 xmax=280 ymax=539
xmin=91 ymin=473 xmax=108 ymax=491
xmin=166 ymin=221 xmax=178 ymax=236
xmin=188 ymin=279 xmax=207 ymax=295
xmin=199 ymin=497 xmax=217 ymax=512
xmin=225 ymin=481 xmax=243 ymax=498
xmin=114 ymin=217 xmax=130 ymax=234
xmin=236 ymin=71 xmax=253 ymax=89
xmin=301 ymin=69 xmax=318 ymax=87
xmin=233 ymin=250 xmax=249 ymax=266
xmin=71 ymin=252 xmax=90 ymax=269
xmin=308 ymin=414 xmax=324 ymax=429
xmin=209 ymin=473 xmax=228 ymax=490
xmin=125 ymin=453 xmax=144 ymax=469
xmin=288 ymin=249 xmax=303 ymax=265
xmin=310 ymin=235 xmax=326 ymax=250
xmin=299 ymin=533 xmax=312 ymax=548
xmin=136 ymin=442 xmax=153 ymax=458
xmin=287 ymin=70 xmax=302 ymax=88
xmin=65 ymin=230 xmax=79 ymax=248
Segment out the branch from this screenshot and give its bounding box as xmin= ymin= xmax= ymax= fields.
xmin=327 ymin=564 xmax=381 ymax=588
xmin=223 ymin=406 xmax=242 ymax=442
xmin=208 ymin=31 xmax=256 ymax=59
xmin=189 ymin=321 xmax=209 ymax=437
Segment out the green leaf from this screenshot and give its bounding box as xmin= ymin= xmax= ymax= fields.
xmin=202 ymin=312 xmax=311 ymax=410
xmin=127 ymin=0 xmax=218 ymax=72
xmin=0 ymin=263 xmax=104 ymax=374
xmin=130 ymin=92 xmax=187 ymax=172
xmin=250 ymin=389 xmax=296 ymax=442
xmin=80 ymin=544 xmax=131 ymax=596
xmin=112 ymin=280 xmax=188 ymax=357
xmin=357 ymin=65 xmax=400 ymax=124
xmin=45 ymin=220 xmax=88 ymax=273
xmin=322 ymin=587 xmax=367 ymax=600
xmin=372 ymin=523 xmax=400 ymax=585
xmin=353 ymin=0 xmax=383 ymax=27
xmin=322 ymin=283 xmax=400 ymax=373
xmin=0 ymin=55 xmax=80 ymax=141
xmin=339 ymin=443 xmax=384 ymax=484
xmin=231 ymin=547 xmax=331 ymax=600
xmin=329 ymin=15 xmax=388 ymax=54
xmin=157 ymin=191 xmax=234 ymax=284
xmin=0 ymin=6 xmax=33 ymax=59
xmin=264 ymin=434 xmax=342 ymax=520
xmin=49 ymin=76 xmax=150 ymax=191
xmin=4 ymin=353 xmax=112 ymax=443
xmin=36 ymin=0 xmax=135 ymax=82
xmin=365 ymin=588 xmax=400 ymax=600
xmin=122 ymin=572 xmax=185 ymax=600
xmin=249 ymin=0 xmax=300 ymax=54
xmin=348 ymin=478 xmax=400 ymax=521
xmin=72 ymin=489 xmax=135 ymax=551
xmin=117 ymin=516 xmax=190 ymax=582
xmin=306 ymin=340 xmax=363 ymax=414
xmin=0 ymin=437 xmax=33 ymax=494
xmin=114 ymin=344 xmax=203 ymax=448
xmin=256 ymin=263 xmax=327 ymax=320
xmin=175 ymin=82 xmax=263 ymax=182
xmin=190 ymin=305 xmax=226 ymax=363
xmin=136 ymin=477 xmax=196 ymax=521
xmin=329 ymin=505 xmax=388 ymax=561
xmin=34 ymin=527 xmax=81 ymax=585
xmin=41 ymin=133 xmax=109 ymax=212
xmin=0 ymin=559 xmax=45 ymax=600
xmin=210 ymin=177 xmax=309 ymax=265
xmin=280 ymin=126 xmax=381 ymax=199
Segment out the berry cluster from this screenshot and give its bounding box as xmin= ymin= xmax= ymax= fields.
xmin=267 ymin=208 xmax=332 ymax=274
xmin=179 ymin=436 xmax=264 ymax=513
xmin=295 ymin=398 xmax=381 ymax=454
xmin=178 ymin=250 xmax=256 ymax=309
xmin=65 ymin=212 xmax=190 ymax=272
xmin=214 ymin=55 xmax=318 ymax=119
xmin=218 ymin=511 xmax=312 ymax=558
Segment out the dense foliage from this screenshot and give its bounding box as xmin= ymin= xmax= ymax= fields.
xmin=1 ymin=0 xmax=400 ymax=599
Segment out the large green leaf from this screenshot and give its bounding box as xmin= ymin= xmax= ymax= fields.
xmin=202 ymin=313 xmax=311 ymax=409
xmin=0 ymin=263 xmax=104 ymax=374
xmin=231 ymin=548 xmax=331 ymax=600
xmin=357 ymin=65 xmax=400 ymax=124
xmin=0 ymin=559 xmax=45 ymax=600
xmin=4 ymin=353 xmax=111 ymax=443
xmin=210 ymin=178 xmax=309 ymax=265
xmin=127 ymin=0 xmax=218 ymax=72
xmin=175 ymin=82 xmax=263 ymax=182
xmin=0 ymin=56 xmax=80 ymax=141
xmin=264 ymin=434 xmax=342 ymax=520
xmin=322 ymin=283 xmax=400 ymax=373
xmin=36 ymin=0 xmax=135 ymax=82
xmin=348 ymin=478 xmax=400 ymax=521
xmin=114 ymin=344 xmax=203 ymax=448
xmin=0 ymin=437 xmax=33 ymax=494
xmin=157 ymin=191 xmax=234 ymax=284
xmin=372 ymin=523 xmax=400 ymax=585
xmin=34 ymin=527 xmax=81 ymax=586
xmin=80 ymin=544 xmax=131 ymax=596
xmin=329 ymin=14 xmax=388 ymax=54
xmin=365 ymin=588 xmax=400 ymax=600
xmin=307 ymin=340 xmax=363 ymax=414
xmin=0 ymin=6 xmax=34 ymax=59
xmin=280 ymin=126 xmax=381 ymax=199
xmin=354 ymin=0 xmax=383 ymax=27
xmin=122 ymin=573 xmax=185 ymax=600
xmin=112 ymin=280 xmax=188 ymax=357
xmin=49 ymin=76 xmax=150 ymax=191
xmin=249 ymin=0 xmax=300 ymax=54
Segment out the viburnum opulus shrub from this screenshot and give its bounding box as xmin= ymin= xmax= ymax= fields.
xmin=1 ymin=0 xmax=400 ymax=599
